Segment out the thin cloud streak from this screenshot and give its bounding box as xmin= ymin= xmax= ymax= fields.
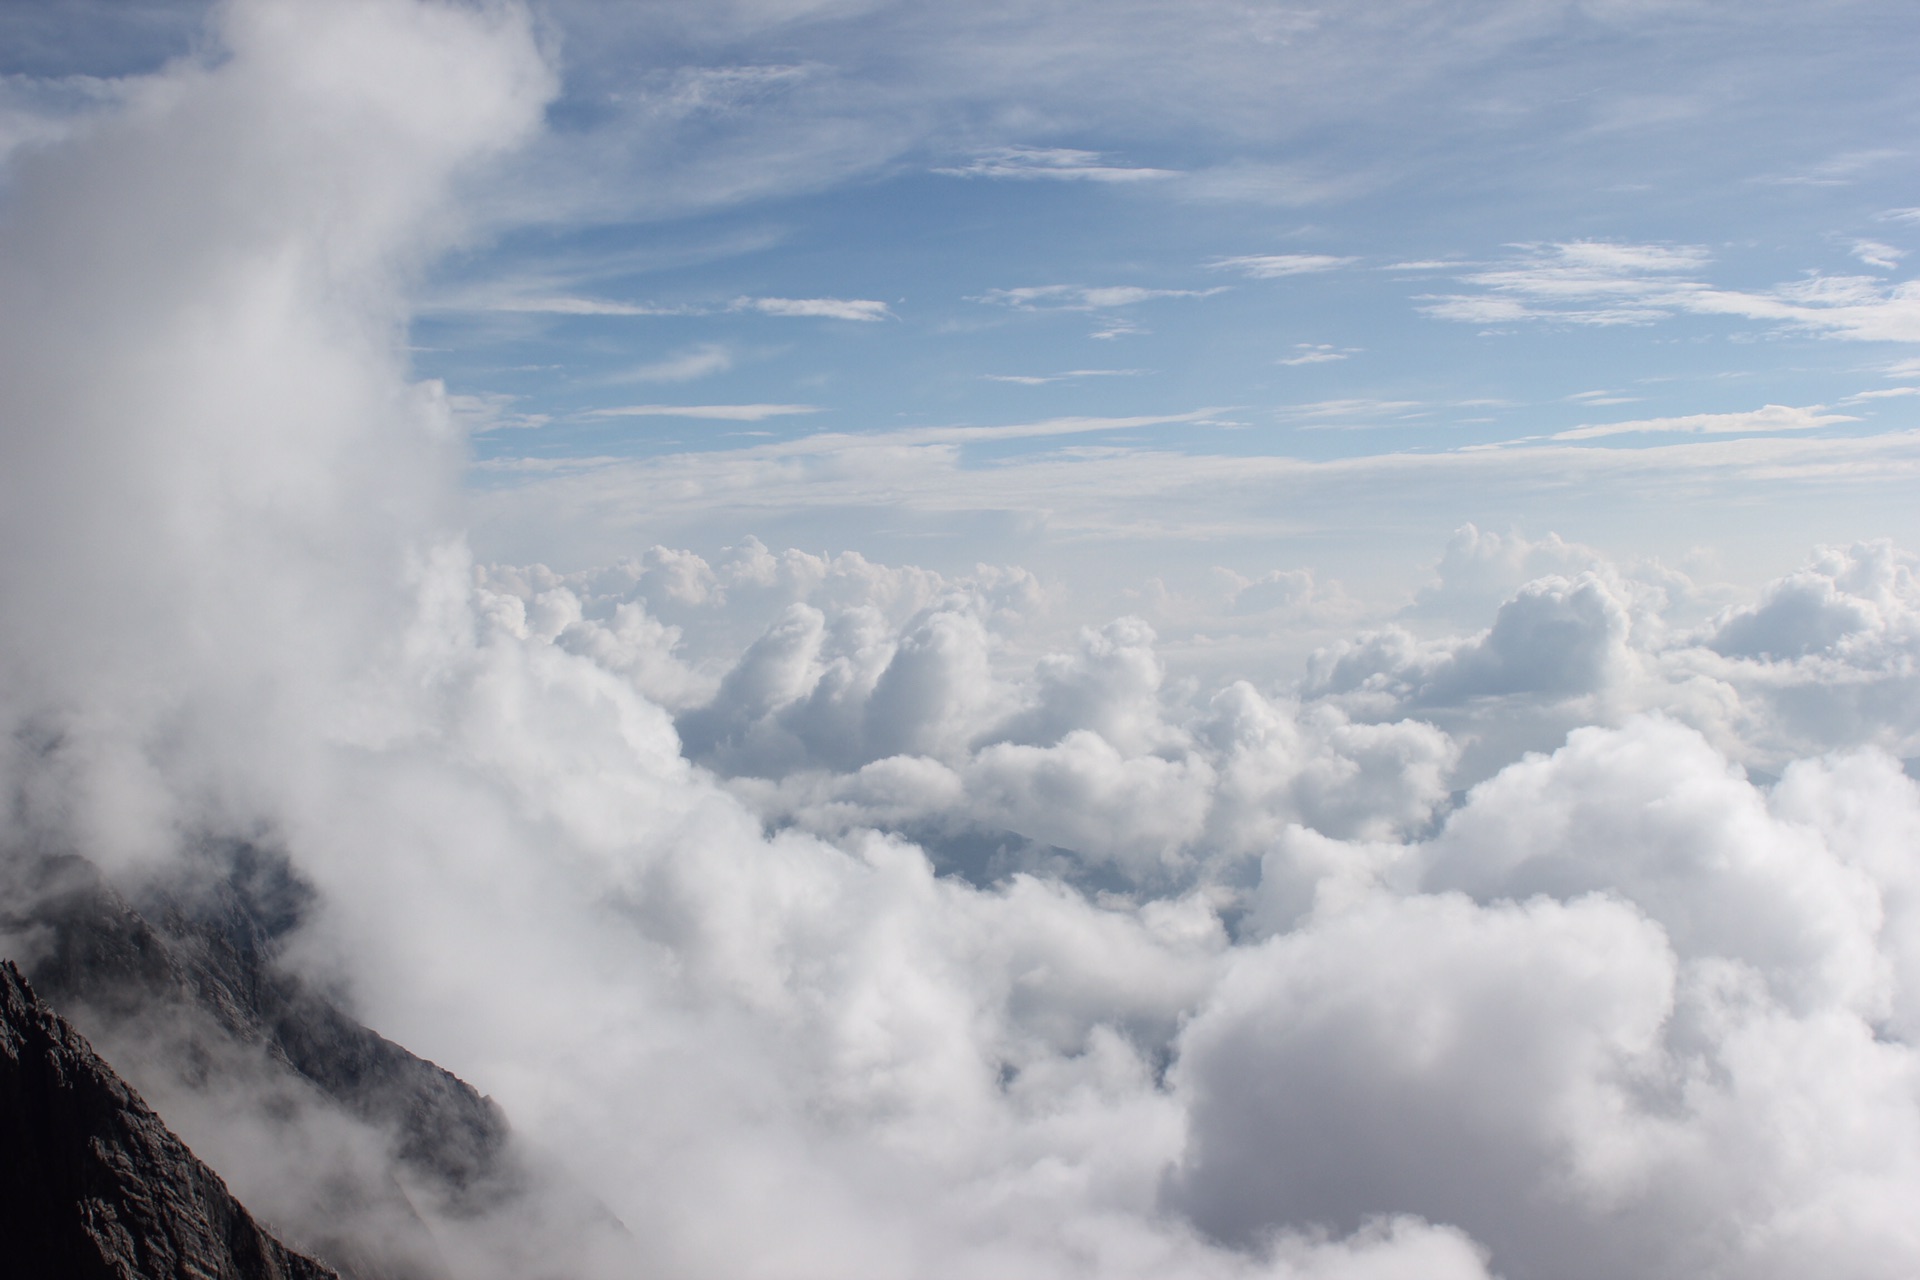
xmin=734 ymin=296 xmax=894 ymax=321
xmin=588 ymin=403 xmax=822 ymax=420
xmin=1550 ymin=404 xmax=1857 ymax=441
xmin=1208 ymin=253 xmax=1357 ymax=278
xmin=1422 ymin=240 xmax=1920 ymax=342
xmin=935 ymin=145 xmax=1177 ymax=182
xmin=974 ymin=284 xmax=1229 ymax=311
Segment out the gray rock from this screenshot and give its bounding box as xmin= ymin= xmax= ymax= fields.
xmin=0 ymin=958 xmax=340 ymax=1280
xmin=7 ymin=846 xmax=515 ymax=1209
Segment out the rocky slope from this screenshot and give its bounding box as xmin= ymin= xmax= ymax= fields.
xmin=0 ymin=958 xmax=339 ymax=1280
xmin=6 ymin=844 xmax=515 ymax=1209
xmin=2 ymin=840 xmax=632 ymax=1279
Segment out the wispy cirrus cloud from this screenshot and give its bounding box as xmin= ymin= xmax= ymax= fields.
xmin=981 ymin=369 xmax=1144 ymax=385
xmin=1208 ymin=253 xmax=1356 ymax=278
xmin=613 ymin=344 xmax=734 ymax=383
xmin=1282 ymin=397 xmax=1426 ymax=426
xmin=1852 ymin=240 xmax=1907 ymax=270
xmin=1752 ymin=147 xmax=1906 ymax=188
xmin=1279 ymin=343 xmax=1357 ymax=366
xmin=468 ymin=295 xmax=691 ymax=316
xmin=732 ymin=296 xmax=894 ymax=321
xmin=810 ymin=408 xmax=1226 ymax=449
xmin=448 ymin=391 xmax=550 ymax=433
xmin=974 ymin=283 xmax=1227 ymax=311
xmin=587 ymin=403 xmax=821 ymax=420
xmin=1421 ymin=240 xmax=1920 ymax=342
xmin=441 ymin=292 xmax=894 ymax=322
xmin=935 ymin=145 xmax=1176 ymax=182
xmin=1421 ymin=240 xmax=1712 ymax=326
xmin=1549 ymin=403 xmax=1854 ymax=441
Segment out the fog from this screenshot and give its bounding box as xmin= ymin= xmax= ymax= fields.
xmin=4 ymin=4 xmax=1920 ymax=1279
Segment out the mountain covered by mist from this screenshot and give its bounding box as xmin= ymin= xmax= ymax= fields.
xmin=1 ymin=958 xmax=337 ymax=1280
xmin=5 ymin=3 xmax=1920 ymax=1279
xmin=1 ymin=843 xmax=623 ymax=1280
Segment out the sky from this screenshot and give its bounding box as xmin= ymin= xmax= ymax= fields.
xmin=4 ymin=3 xmax=1920 ymax=1279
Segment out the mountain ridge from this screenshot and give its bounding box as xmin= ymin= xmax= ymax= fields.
xmin=0 ymin=957 xmax=341 ymax=1280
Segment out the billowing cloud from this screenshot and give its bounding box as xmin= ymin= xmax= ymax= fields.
xmin=8 ymin=6 xmax=1920 ymax=1280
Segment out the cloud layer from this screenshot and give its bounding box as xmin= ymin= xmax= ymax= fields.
xmin=5 ymin=6 xmax=1920 ymax=1280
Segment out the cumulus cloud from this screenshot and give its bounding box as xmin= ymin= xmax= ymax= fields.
xmin=1190 ymin=713 xmax=1920 ymax=1280
xmin=10 ymin=6 xmax=1920 ymax=1280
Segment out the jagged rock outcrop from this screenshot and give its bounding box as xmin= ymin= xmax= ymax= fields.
xmin=1 ymin=842 xmax=633 ymax=1279
xmin=0 ymin=959 xmax=339 ymax=1280
xmin=0 ymin=847 xmax=500 ymax=1279
xmin=5 ymin=845 xmax=515 ymax=1208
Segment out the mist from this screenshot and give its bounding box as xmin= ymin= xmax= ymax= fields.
xmin=5 ymin=3 xmax=1920 ymax=1279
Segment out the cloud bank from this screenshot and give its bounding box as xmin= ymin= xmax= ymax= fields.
xmin=4 ymin=5 xmax=1920 ymax=1280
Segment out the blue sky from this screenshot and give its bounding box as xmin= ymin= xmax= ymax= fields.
xmin=9 ymin=0 xmax=1920 ymax=596
xmin=407 ymin=0 xmax=1920 ymax=463
xmin=401 ymin=0 xmax=1920 ymax=594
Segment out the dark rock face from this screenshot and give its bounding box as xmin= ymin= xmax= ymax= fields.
xmin=2 ymin=841 xmax=634 ymax=1280
xmin=6 ymin=845 xmax=515 ymax=1209
xmin=0 ymin=958 xmax=339 ymax=1280
xmin=0 ymin=845 xmax=518 ymax=1279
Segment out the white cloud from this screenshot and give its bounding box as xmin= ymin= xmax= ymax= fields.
xmin=1852 ymin=240 xmax=1906 ymax=270
xmin=1551 ymin=403 xmax=1856 ymax=441
xmin=982 ymin=369 xmax=1143 ymax=385
xmin=587 ymin=402 xmax=821 ymax=420
xmin=15 ymin=7 xmax=1920 ymax=1280
xmin=447 ymin=390 xmax=550 ymax=433
xmin=935 ymin=145 xmax=1177 ymax=182
xmin=471 ymin=294 xmax=685 ymax=316
xmin=1208 ymin=254 xmax=1357 ymax=278
xmin=1283 ymin=398 xmax=1425 ymax=425
xmin=735 ymin=295 xmax=894 ymax=321
xmin=1422 ymin=240 xmax=1920 ymax=342
xmin=974 ymin=284 xmax=1229 ymax=311
xmin=1278 ymin=344 xmax=1354 ymax=365
xmin=616 ymin=343 xmax=734 ymax=383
